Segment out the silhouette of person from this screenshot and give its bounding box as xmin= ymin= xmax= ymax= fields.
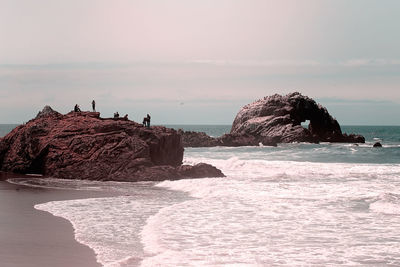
xmin=114 ymin=112 xmax=119 ymax=118
xmin=74 ymin=104 xmax=81 ymax=112
xmin=92 ymin=100 xmax=96 ymax=112
xmin=147 ymin=114 xmax=151 ymax=127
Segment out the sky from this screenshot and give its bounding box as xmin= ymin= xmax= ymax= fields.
xmin=0 ymin=0 xmax=399 ymax=125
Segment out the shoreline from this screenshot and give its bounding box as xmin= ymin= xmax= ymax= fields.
xmin=0 ymin=173 xmax=117 ymax=267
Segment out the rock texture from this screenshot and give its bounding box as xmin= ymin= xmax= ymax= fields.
xmin=179 ymin=130 xmax=278 ymax=147
xmin=180 ymin=92 xmax=364 ymax=147
xmin=0 ymin=107 xmax=224 ymax=181
xmin=231 ymin=92 xmax=365 ymax=143
xmin=178 ymin=130 xmax=220 ymax=147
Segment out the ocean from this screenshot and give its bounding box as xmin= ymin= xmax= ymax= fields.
xmin=2 ymin=124 xmax=400 ymax=266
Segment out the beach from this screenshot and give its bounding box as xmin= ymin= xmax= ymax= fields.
xmin=0 ymin=173 xmax=115 ymax=267
xmin=1 ymin=0 xmax=399 ymax=264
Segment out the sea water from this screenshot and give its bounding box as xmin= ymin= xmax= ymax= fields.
xmin=2 ymin=125 xmax=400 ymax=266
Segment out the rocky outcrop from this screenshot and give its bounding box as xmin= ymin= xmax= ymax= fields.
xmin=178 ymin=130 xmax=220 ymax=147
xmin=177 ymin=163 xmax=225 ymax=179
xmin=231 ymin=92 xmax=365 ymax=143
xmin=180 ymin=93 xmax=364 ymax=147
xmin=179 ymin=130 xmax=278 ymax=147
xmin=130 ymin=163 xmax=224 ymax=181
xmin=35 ymin=105 xmax=61 ymax=119
xmin=0 ymin=107 xmax=224 ymax=181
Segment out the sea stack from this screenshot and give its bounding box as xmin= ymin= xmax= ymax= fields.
xmin=180 ymin=92 xmax=365 ymax=147
xmin=0 ymin=107 xmax=224 ymax=181
xmin=230 ymin=92 xmax=365 ymax=143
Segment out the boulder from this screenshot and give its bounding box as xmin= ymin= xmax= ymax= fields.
xmin=373 ymin=142 xmax=382 ymax=148
xmin=0 ymin=107 xmax=224 ymax=181
xmin=177 ymin=163 xmax=225 ymax=178
xmin=231 ymin=92 xmax=365 ymax=143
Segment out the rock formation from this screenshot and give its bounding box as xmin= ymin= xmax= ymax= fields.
xmin=181 ymin=92 xmax=364 ymax=147
xmin=231 ymin=92 xmax=365 ymax=143
xmin=178 ymin=130 xmax=220 ymax=147
xmin=373 ymin=142 xmax=382 ymax=148
xmin=0 ymin=107 xmax=224 ymax=181
xmin=179 ymin=130 xmax=277 ymax=147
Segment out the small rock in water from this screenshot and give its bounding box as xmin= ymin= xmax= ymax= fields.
xmin=373 ymin=142 xmax=382 ymax=147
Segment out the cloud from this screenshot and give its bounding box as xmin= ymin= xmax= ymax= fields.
xmin=190 ymin=59 xmax=400 ymax=68
xmin=318 ymin=98 xmax=400 ymax=126
xmin=189 ymin=59 xmax=321 ymax=67
xmin=1 ymin=60 xmax=400 ymax=124
xmin=317 ymin=97 xmax=399 ymax=106
xmin=340 ymin=59 xmax=400 ymax=67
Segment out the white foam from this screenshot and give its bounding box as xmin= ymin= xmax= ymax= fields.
xmin=35 ymin=183 xmax=186 ymax=267
xmin=36 ymin=196 xmax=147 ymax=266
xmin=20 ymin=144 xmax=400 ymax=266
xmin=139 ymin=153 xmax=400 ymax=266
xmin=8 ymin=177 xmax=155 ymax=192
xmin=370 ymin=193 xmax=400 ymax=215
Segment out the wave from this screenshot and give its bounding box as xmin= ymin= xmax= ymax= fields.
xmin=141 ymin=156 xmax=400 ymax=266
xmin=369 ymin=192 xmax=400 ymax=215
xmin=14 ymin=148 xmax=400 ymax=266
xmin=35 ymin=196 xmax=146 ymax=266
xmin=31 ymin=179 xmax=189 ymax=267
xmin=7 ymin=177 xmax=155 ymax=193
xmin=35 ymin=192 xmax=182 ymax=267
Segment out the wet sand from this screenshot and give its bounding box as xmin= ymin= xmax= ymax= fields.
xmin=0 ymin=173 xmax=116 ymax=267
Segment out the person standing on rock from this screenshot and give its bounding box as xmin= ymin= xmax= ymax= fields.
xmin=92 ymin=100 xmax=96 ymax=112
xmin=147 ymin=114 xmax=151 ymax=127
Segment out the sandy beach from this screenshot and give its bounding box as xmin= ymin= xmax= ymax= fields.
xmin=0 ymin=173 xmax=115 ymax=267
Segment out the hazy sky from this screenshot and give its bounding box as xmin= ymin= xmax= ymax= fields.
xmin=1 ymin=0 xmax=399 ymax=125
